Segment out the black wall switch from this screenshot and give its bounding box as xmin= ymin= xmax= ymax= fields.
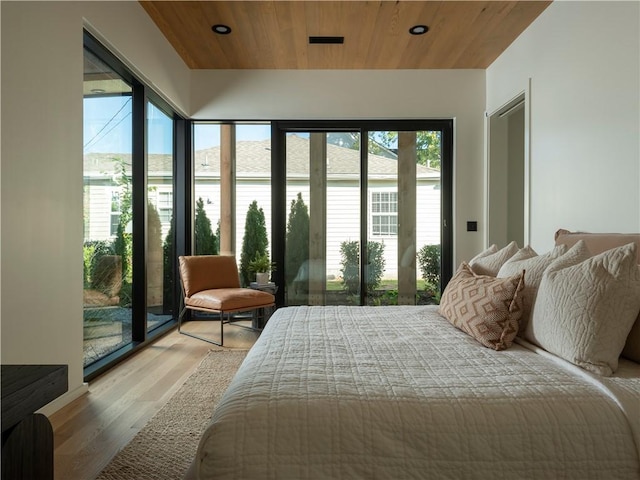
xmin=467 ymin=221 xmax=478 ymax=232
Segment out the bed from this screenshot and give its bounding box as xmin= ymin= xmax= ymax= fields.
xmin=188 ymin=231 xmax=640 ymax=479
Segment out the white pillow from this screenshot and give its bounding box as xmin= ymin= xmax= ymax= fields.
xmin=498 ymin=244 xmax=568 ymax=334
xmin=526 ymin=241 xmax=640 ymax=376
xmin=468 ymin=244 xmax=498 ymax=264
xmin=503 ymin=245 xmax=538 ymax=264
xmin=469 ymin=241 xmax=519 ymax=277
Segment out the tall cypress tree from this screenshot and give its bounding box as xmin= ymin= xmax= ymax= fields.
xmin=162 ymin=217 xmax=175 ymax=314
xmin=195 ymin=197 xmax=217 ymax=255
xmin=147 ymin=201 xmax=164 ymax=308
xmin=147 ymin=200 xmax=163 ymax=260
xmin=285 ymin=193 xmax=310 ymax=291
xmin=239 ymin=200 xmax=268 ymax=286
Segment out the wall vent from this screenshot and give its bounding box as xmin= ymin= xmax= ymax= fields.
xmin=309 ymin=36 xmax=344 ymax=44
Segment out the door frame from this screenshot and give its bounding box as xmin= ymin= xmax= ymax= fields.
xmin=485 ymin=80 xmax=531 ymax=248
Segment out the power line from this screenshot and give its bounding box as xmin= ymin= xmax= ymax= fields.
xmin=84 ymin=96 xmax=132 ymax=150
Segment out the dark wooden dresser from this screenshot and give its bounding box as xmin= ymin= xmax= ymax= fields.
xmin=1 ymin=365 xmax=68 ymax=480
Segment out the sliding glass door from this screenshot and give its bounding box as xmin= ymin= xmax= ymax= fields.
xmin=83 ymin=44 xmax=134 ymax=366
xmin=83 ymin=31 xmax=184 ymax=378
xmin=273 ymin=121 xmax=452 ymax=307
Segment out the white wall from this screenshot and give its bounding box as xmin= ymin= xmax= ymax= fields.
xmin=2 ymin=1 xmax=488 ymax=413
xmin=191 ymin=69 xmax=487 ymax=264
xmin=487 ymin=1 xmax=640 ymax=251
xmin=1 ymin=1 xmax=190 ymax=411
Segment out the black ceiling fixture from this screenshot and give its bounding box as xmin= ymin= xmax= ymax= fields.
xmin=409 ymin=25 xmax=429 ymax=35
xmin=309 ymin=36 xmax=344 ymax=45
xmin=212 ymin=24 xmax=232 ymax=35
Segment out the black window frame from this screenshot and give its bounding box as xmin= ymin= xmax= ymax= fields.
xmin=83 ymin=31 xmax=190 ymax=381
xmin=271 ymin=119 xmax=454 ymax=307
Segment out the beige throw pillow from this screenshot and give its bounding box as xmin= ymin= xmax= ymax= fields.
xmin=498 ymin=244 xmax=568 ymax=334
xmin=439 ymin=263 xmax=525 ymax=351
xmin=526 ymin=242 xmax=640 ymax=376
xmin=468 ymin=244 xmax=498 ymax=264
xmin=469 ymin=241 xmax=519 ymax=277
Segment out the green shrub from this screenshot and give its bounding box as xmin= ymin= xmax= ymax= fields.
xmin=111 ymin=157 xmax=133 ymax=283
xmin=83 ymin=240 xmax=114 ymax=288
xmin=195 ymin=197 xmax=218 ymax=255
xmin=83 ymin=244 xmax=95 ymax=288
xmin=340 ymin=240 xmax=386 ymax=295
xmin=239 ymin=201 xmax=269 ymax=286
xmin=417 ymin=244 xmax=441 ymax=286
xmin=285 ymin=193 xmax=310 ymax=292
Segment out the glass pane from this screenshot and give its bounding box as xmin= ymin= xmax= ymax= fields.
xmin=365 ymin=130 xmax=442 ymax=306
xmin=415 ymin=131 xmax=442 ymax=305
xmin=366 ymin=131 xmax=397 ymax=305
xmin=284 ymin=133 xmax=311 ymax=305
xmin=146 ymin=102 xmax=174 ymax=332
xmin=284 ymin=131 xmax=361 ymax=306
xmin=235 ymin=124 xmax=272 ymax=287
xmin=193 ymin=124 xmax=221 ymax=257
xmin=83 ymin=47 xmax=133 ymax=366
xmin=193 ymin=123 xmax=272 ymax=290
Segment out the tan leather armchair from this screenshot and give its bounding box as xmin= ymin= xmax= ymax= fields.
xmin=178 ymin=255 xmax=275 ymax=346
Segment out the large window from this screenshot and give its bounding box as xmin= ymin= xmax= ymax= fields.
xmin=192 ymin=123 xmax=272 ymax=286
xmin=83 ymin=31 xmax=184 ymax=379
xmin=190 ymin=121 xmax=452 ymax=309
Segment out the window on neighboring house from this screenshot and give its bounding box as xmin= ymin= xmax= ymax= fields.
xmin=158 ymin=191 xmax=173 ymax=224
xmin=371 ymin=191 xmax=398 ymax=236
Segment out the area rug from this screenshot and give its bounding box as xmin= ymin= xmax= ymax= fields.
xmin=96 ymin=349 xmax=247 ymax=480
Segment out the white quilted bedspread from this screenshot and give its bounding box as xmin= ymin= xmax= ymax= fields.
xmin=194 ymin=305 xmax=640 ymax=479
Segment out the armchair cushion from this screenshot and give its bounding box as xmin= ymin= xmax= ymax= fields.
xmin=186 ymin=288 xmax=275 ymax=312
xmin=179 ymin=255 xmax=241 ymax=297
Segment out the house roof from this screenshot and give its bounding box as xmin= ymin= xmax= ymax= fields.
xmin=194 ymin=134 xmax=439 ymax=179
xmin=84 ymin=134 xmax=440 ymax=180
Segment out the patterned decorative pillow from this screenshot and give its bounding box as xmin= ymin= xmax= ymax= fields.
xmin=439 ymin=263 xmax=525 ymax=351
xmin=469 ymin=241 xmax=519 ymax=276
xmin=526 ymin=242 xmax=640 ymax=376
xmin=497 ymin=244 xmax=568 ymax=334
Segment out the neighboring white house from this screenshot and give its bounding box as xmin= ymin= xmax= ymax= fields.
xmin=84 ymin=133 xmax=441 ymax=280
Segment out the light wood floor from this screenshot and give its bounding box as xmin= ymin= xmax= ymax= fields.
xmin=50 ymin=320 xmax=259 ymax=480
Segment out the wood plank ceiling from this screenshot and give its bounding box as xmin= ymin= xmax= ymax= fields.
xmin=140 ymin=1 xmax=552 ymax=70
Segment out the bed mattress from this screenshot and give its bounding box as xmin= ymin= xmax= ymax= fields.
xmin=193 ymin=305 xmax=640 ymax=479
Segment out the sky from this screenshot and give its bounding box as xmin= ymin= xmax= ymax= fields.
xmin=84 ymin=97 xmax=398 ymax=156
xmin=84 ymin=96 xmax=271 ymax=155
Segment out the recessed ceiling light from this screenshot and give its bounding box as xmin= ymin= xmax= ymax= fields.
xmin=212 ymin=24 xmax=232 ymax=35
xmin=409 ymin=25 xmax=429 ymax=36
xmin=90 ymin=88 xmax=106 ymax=94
